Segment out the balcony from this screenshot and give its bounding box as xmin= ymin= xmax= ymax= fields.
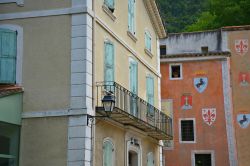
xmin=95 ymin=82 xmax=173 ymax=140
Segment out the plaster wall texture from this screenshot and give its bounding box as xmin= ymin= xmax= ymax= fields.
xmin=161 ymin=60 xmax=229 ymax=166
xmin=95 ymin=0 xmax=159 ymax=70
xmin=0 ymin=0 xmax=70 ymax=14
xmin=19 ymin=117 xmax=68 ymax=166
xmin=0 ymin=15 xmax=71 ymax=112
xmin=95 ymin=121 xmax=160 ymax=166
xmin=161 ymin=31 xmax=223 ymax=54
xmin=227 ymin=30 xmax=250 ymax=166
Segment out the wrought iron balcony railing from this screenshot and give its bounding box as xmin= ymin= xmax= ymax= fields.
xmin=96 ymin=82 xmax=173 ymax=140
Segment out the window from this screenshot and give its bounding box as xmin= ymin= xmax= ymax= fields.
xmin=128 ymin=0 xmax=135 ymax=35
xmin=0 ymin=122 xmax=20 ymax=166
xmin=146 ymin=75 xmax=154 ymax=116
xmin=195 ymin=154 xmax=211 ymax=166
xmin=145 ymin=31 xmax=152 ymax=52
xmin=104 ymin=41 xmax=114 ymax=91
xmin=127 ymin=137 xmax=141 ymax=166
xmin=0 ymin=28 xmax=17 ymax=84
xmin=169 ymin=63 xmax=182 ymax=80
xmin=129 ymin=59 xmax=138 ymax=117
xmin=103 ymin=139 xmax=114 ymax=166
xmin=147 ymin=152 xmax=154 ymax=166
xmin=160 ymin=45 xmax=166 ymax=55
xmin=104 ymin=0 xmax=115 ymax=13
xmin=179 ymin=119 xmax=195 ymax=143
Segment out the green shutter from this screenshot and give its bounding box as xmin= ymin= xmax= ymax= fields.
xmin=103 ymin=141 xmax=113 ymax=166
xmin=104 ymin=0 xmax=114 ymax=9
xmin=104 ymin=42 xmax=114 ymax=82
xmin=145 ymin=32 xmax=151 ymax=51
xmin=0 ymin=29 xmax=17 ymax=83
xmin=130 ymin=60 xmax=138 ymax=116
xmin=147 ymin=76 xmax=154 ymax=105
xmin=147 ymin=153 xmax=154 ymax=166
xmin=128 ymin=0 xmax=135 ymax=34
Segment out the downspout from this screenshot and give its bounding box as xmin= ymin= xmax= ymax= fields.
xmin=91 ymin=0 xmax=96 ymax=166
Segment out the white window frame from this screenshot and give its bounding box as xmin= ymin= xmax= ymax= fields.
xmin=179 ymin=118 xmax=196 ymax=143
xmin=191 ymin=150 xmax=215 ymax=166
xmin=0 ymin=24 xmax=23 ymax=85
xmin=0 ymin=0 xmax=24 ymax=6
xmin=169 ymin=63 xmax=183 ymax=80
xmin=103 ymin=137 xmax=115 ymax=166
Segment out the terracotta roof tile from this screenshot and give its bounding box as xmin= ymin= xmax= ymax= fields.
xmin=0 ymin=85 xmax=23 ymax=98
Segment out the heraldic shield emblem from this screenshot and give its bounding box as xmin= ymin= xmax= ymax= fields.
xmin=237 ymin=114 xmax=250 ymax=128
xmin=202 ymin=108 xmax=216 ymax=126
xmin=194 ymin=77 xmax=208 ymax=93
xmin=235 ymin=39 xmax=248 ymax=56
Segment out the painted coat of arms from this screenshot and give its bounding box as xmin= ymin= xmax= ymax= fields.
xmin=202 ymin=108 xmax=216 ymax=126
xmin=239 ymin=72 xmax=249 ymax=87
xmin=235 ymin=39 xmax=248 ymax=56
xmin=181 ymin=94 xmax=192 ymax=110
xmin=237 ymin=114 xmax=250 ymax=128
xmin=194 ymin=77 xmax=208 ymax=93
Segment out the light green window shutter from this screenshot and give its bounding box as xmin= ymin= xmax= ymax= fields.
xmin=147 ymin=152 xmax=154 ymax=166
xmin=103 ymin=141 xmax=114 ymax=166
xmin=128 ymin=0 xmax=135 ymax=34
xmin=146 ymin=76 xmax=154 ymax=105
xmin=104 ymin=0 xmax=114 ymax=10
xmin=0 ymin=29 xmax=17 ymax=83
xmin=145 ymin=32 xmax=151 ymax=51
xmin=130 ymin=61 xmax=138 ymax=94
xmin=104 ymin=42 xmax=114 ymax=83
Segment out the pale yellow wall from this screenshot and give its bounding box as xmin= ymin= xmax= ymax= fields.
xmin=0 ymin=0 xmax=70 ymax=14
xmin=95 ymin=0 xmax=158 ymax=70
xmin=19 ymin=117 xmax=68 ymax=166
xmin=95 ymin=24 xmax=159 ymax=108
xmin=0 ymin=15 xmax=71 ymax=112
xmin=95 ymin=121 xmax=160 ymax=166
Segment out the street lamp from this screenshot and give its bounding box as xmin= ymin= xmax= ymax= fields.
xmin=87 ymin=92 xmax=115 ymax=125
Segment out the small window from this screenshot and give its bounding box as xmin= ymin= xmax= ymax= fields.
xmin=103 ymin=139 xmax=114 ymax=166
xmin=104 ymin=0 xmax=115 ymax=13
xmin=160 ymin=45 xmax=166 ymax=55
xmin=201 ymin=46 xmax=208 ymax=53
xmin=180 ymin=119 xmax=195 ymax=143
xmin=195 ymin=154 xmax=212 ymax=166
xmin=169 ymin=64 xmax=182 ymax=80
xmin=145 ymin=31 xmax=152 ymax=52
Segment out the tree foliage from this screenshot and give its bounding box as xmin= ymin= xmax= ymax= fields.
xmin=186 ymin=0 xmax=250 ymax=31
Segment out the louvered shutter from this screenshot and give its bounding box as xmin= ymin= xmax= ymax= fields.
xmin=0 ymin=29 xmax=17 ymax=83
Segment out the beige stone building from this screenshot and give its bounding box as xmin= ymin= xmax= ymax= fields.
xmin=0 ymin=0 xmax=172 ymax=165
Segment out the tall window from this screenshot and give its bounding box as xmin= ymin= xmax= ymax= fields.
xmin=0 ymin=28 xmax=17 ymax=84
xmin=103 ymin=139 xmax=114 ymax=166
xmin=147 ymin=152 xmax=154 ymax=166
xmin=179 ymin=119 xmax=195 ymax=143
xmin=129 ymin=59 xmax=138 ymax=117
xmin=128 ymin=0 xmax=135 ymax=34
xmin=146 ymin=75 xmax=154 ymax=115
xmin=145 ymin=31 xmax=152 ymax=52
xmin=104 ymin=0 xmax=115 ymax=12
xmin=104 ymin=41 xmax=114 ymax=91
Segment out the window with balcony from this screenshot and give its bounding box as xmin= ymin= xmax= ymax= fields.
xmin=179 ymin=119 xmax=196 ymax=143
xmin=103 ymin=139 xmax=114 ymax=166
xmin=0 ymin=29 xmax=17 ymax=84
xmin=104 ymin=40 xmax=114 ymax=91
xmin=146 ymin=75 xmax=154 ymax=116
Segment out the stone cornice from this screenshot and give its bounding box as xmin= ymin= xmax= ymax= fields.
xmin=143 ymin=0 xmax=166 ymax=38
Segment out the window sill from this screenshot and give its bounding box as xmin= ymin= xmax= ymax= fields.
xmin=169 ymin=77 xmax=183 ymax=80
xmin=102 ymin=5 xmax=116 ymax=21
xmin=127 ymin=31 xmax=137 ymax=42
xmin=144 ymin=48 xmax=153 ymax=58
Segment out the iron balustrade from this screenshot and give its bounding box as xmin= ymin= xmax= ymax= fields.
xmin=96 ymin=81 xmax=173 ymax=138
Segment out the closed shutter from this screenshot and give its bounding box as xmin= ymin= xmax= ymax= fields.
xmin=0 ymin=29 xmax=17 ymax=83
xmin=130 ymin=60 xmax=138 ymax=116
xmin=128 ymin=0 xmax=135 ymax=34
xmin=147 ymin=76 xmax=154 ymax=115
xmin=104 ymin=0 xmax=114 ymax=9
xmin=103 ymin=141 xmax=113 ymax=166
xmin=147 ymin=152 xmax=154 ymax=166
xmin=145 ymin=32 xmax=151 ymax=51
xmin=104 ymin=42 xmax=114 ymax=91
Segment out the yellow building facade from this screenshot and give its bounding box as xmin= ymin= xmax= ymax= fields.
xmin=0 ymin=0 xmax=172 ymax=165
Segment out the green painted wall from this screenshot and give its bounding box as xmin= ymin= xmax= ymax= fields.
xmin=0 ymin=93 xmax=23 ymax=125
